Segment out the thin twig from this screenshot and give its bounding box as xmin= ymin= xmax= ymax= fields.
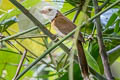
xmin=107 ymin=45 xmax=120 ymax=55
xmin=15 ymin=39 xmax=56 ymax=69
xmin=13 ymin=35 xmax=47 ymax=39
xmin=42 ymin=37 xmax=57 ymax=67
xmin=63 ymin=54 xmax=69 ymax=67
xmin=12 ymin=49 xmax=27 ymax=80
xmin=8 ymin=63 xmax=29 ymax=66
xmin=1 ymin=26 xmax=38 ymax=41
xmin=5 ymin=30 xmax=38 ymax=59
xmin=72 ymin=8 xmax=81 ymax=23
xmin=0 ymin=48 xmax=36 ymax=59
xmin=103 ymin=37 xmax=120 ymax=40
xmin=98 ymin=0 xmax=120 ymax=6
xmin=57 ymin=54 xmax=66 ymax=66
xmin=99 ymin=0 xmax=109 ymax=9
xmin=92 ymin=0 xmax=113 ymax=79
xmin=41 ymin=60 xmax=56 ymax=69
xmin=5 ymin=41 xmax=29 ymax=61
xmin=15 ymin=40 xmax=38 ymax=58
xmin=7 ymin=61 xmax=55 ymax=69
xmin=30 ymin=38 xmax=45 ymax=47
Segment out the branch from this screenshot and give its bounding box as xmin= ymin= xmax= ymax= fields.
xmin=72 ymin=8 xmax=81 ymax=23
xmin=92 ymin=0 xmax=113 ymax=79
xmin=13 ymin=35 xmax=47 ymax=39
xmin=12 ymin=49 xmax=27 ymax=80
xmin=5 ymin=40 xmax=29 ymax=61
xmin=5 ymin=30 xmax=39 ymax=59
xmin=99 ymin=0 xmax=109 ymax=9
xmin=107 ymin=45 xmax=120 ymax=55
xmin=0 ymin=26 xmax=38 ymax=41
xmin=98 ymin=0 xmax=120 ymax=6
xmin=0 ymin=48 xmax=36 ymax=59
xmin=15 ymin=40 xmax=38 ymax=58
xmin=72 ymin=2 xmax=84 ymax=23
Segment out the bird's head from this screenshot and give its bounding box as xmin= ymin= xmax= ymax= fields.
xmin=40 ymin=6 xmax=58 ymax=21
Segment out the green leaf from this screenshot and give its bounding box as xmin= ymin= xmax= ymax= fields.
xmin=85 ymin=50 xmax=100 ymax=73
xmin=58 ymin=64 xmax=82 ymax=80
xmin=0 ymin=0 xmax=41 ymax=22
xmin=114 ymin=19 xmax=120 ymax=33
xmin=116 ymin=10 xmax=120 ymax=17
xmin=0 ymin=48 xmax=21 ymax=80
xmin=105 ymin=13 xmax=118 ymax=28
xmin=108 ymin=46 xmax=120 ymax=64
xmin=61 ymin=3 xmax=75 ymax=20
xmin=88 ymin=41 xmax=104 ymax=74
xmin=0 ymin=17 xmax=16 ymax=32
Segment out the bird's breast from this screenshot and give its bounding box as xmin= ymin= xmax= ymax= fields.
xmin=51 ymin=21 xmax=65 ymax=37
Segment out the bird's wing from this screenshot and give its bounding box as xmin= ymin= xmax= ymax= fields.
xmin=52 ymin=16 xmax=84 ymax=42
xmin=53 ymin=16 xmax=76 ymax=35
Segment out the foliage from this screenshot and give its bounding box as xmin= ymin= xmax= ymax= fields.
xmin=0 ymin=0 xmax=120 ymax=80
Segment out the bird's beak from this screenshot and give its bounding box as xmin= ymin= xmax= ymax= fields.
xmin=40 ymin=10 xmax=47 ymax=14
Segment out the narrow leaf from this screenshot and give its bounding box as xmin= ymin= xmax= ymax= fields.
xmin=114 ymin=19 xmax=120 ymax=33
xmin=105 ymin=13 xmax=117 ymax=28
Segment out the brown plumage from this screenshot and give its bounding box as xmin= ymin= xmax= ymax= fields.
xmin=51 ymin=11 xmax=85 ymax=42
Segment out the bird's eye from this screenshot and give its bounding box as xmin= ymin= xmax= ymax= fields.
xmin=48 ymin=9 xmax=52 ymax=11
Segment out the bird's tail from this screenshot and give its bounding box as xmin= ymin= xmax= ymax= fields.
xmin=77 ymin=40 xmax=89 ymax=80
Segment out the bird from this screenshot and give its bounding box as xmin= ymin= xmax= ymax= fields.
xmin=40 ymin=6 xmax=89 ymax=80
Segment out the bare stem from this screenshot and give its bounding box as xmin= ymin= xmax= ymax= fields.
xmin=92 ymin=0 xmax=113 ymax=79
xmin=12 ymin=49 xmax=27 ymax=80
xmin=72 ymin=8 xmax=81 ymax=23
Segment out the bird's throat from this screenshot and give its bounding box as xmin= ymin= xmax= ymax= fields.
xmin=51 ymin=11 xmax=63 ymax=22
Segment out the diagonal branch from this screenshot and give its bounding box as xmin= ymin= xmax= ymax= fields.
xmin=72 ymin=7 xmax=81 ymax=23
xmin=12 ymin=49 xmax=27 ymax=80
